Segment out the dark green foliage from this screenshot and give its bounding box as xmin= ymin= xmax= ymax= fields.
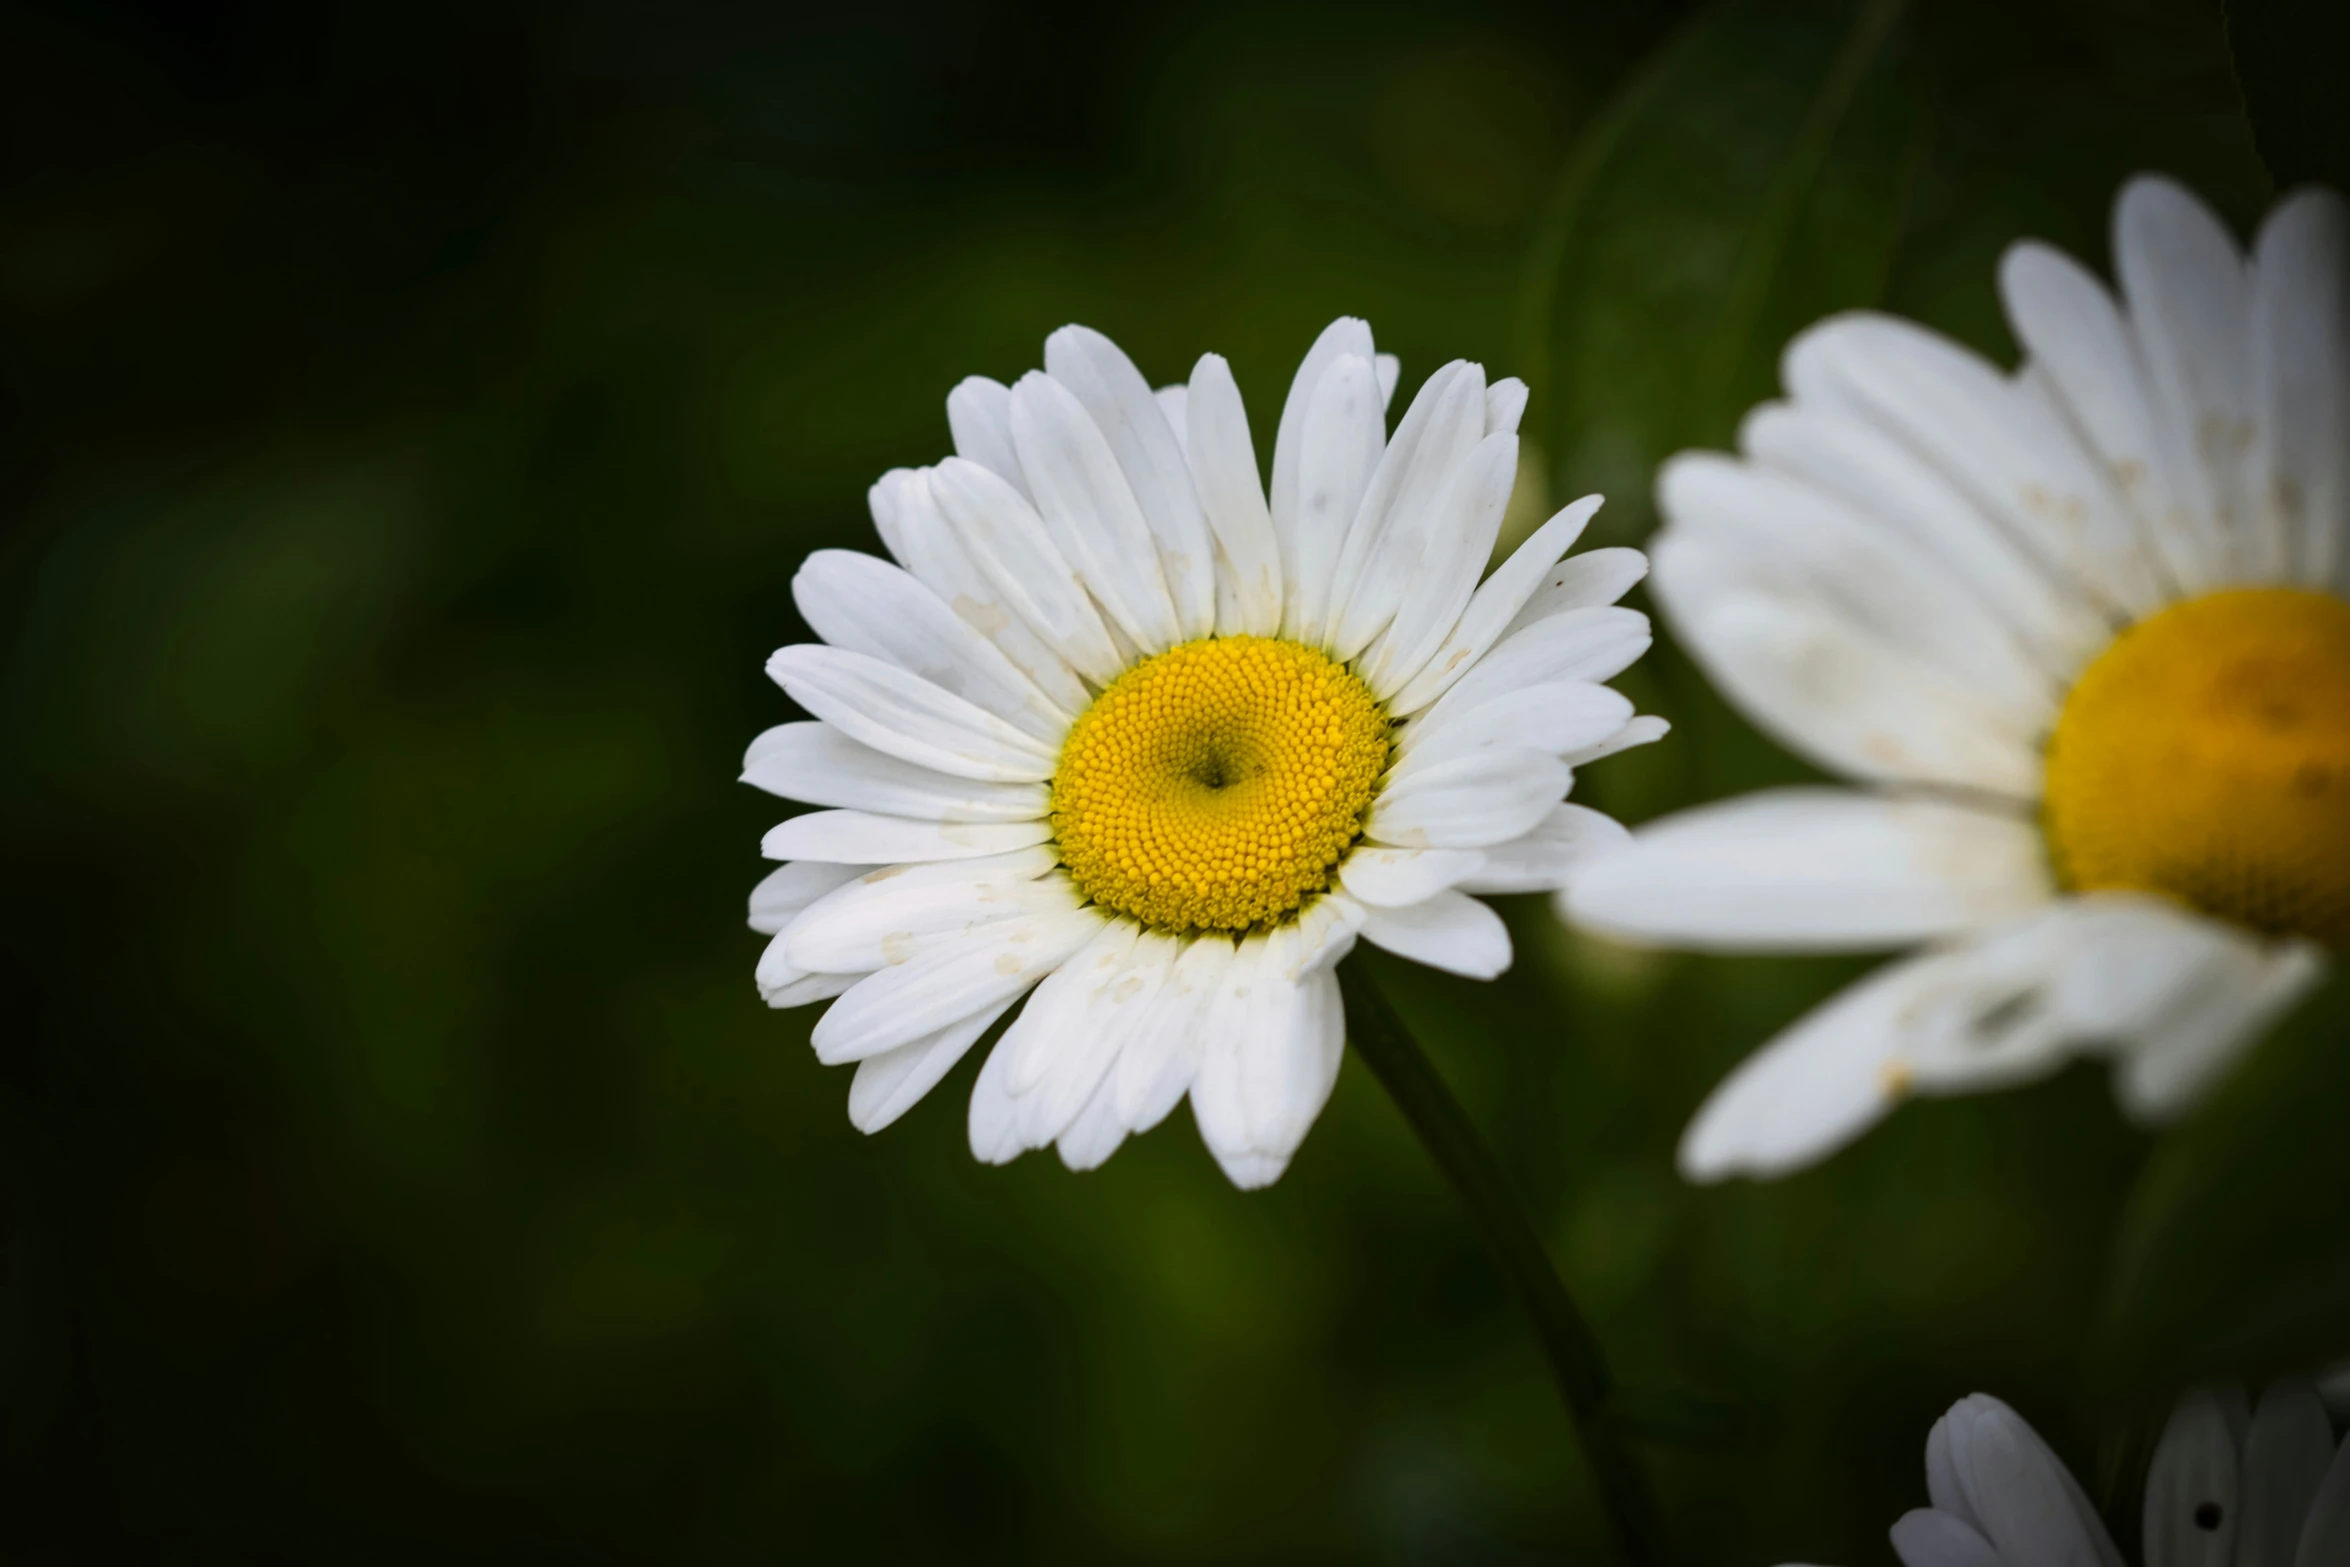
xmin=2229 ymin=0 xmax=2350 ymax=193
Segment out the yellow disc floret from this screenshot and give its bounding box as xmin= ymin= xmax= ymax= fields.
xmin=1051 ymin=635 xmax=1391 ymax=934
xmin=2044 ymin=587 xmax=2350 ymax=944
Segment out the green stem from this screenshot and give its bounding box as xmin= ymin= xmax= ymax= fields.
xmin=1338 ymin=955 xmax=1667 ymax=1567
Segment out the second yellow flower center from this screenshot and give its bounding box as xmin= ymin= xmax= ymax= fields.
xmin=1051 ymin=636 xmax=1391 ymax=934
xmin=2043 ymin=587 xmax=2350 ymax=944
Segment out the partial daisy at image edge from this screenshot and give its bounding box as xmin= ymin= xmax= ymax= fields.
xmin=1565 ymin=172 xmax=2349 ymax=1182
xmin=1775 ymin=1378 xmax=2350 ymax=1567
xmin=744 ymin=316 xmax=1663 ymax=1188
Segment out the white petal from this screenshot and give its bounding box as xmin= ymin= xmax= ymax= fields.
xmin=1471 ymin=803 xmax=1630 ymax=895
xmin=2297 ymin=1435 xmax=2350 ymax=1567
xmin=1036 ymin=928 xmax=1179 ymax=1154
xmin=792 ymin=550 xmax=1071 ymax=741
xmin=1909 ymin=897 xmax=2302 ymax=1101
xmin=1414 ymin=606 xmax=1651 ymax=740
xmin=1044 ymin=326 xmax=1217 ymax=638
xmin=1678 ymin=895 xmax=2301 ymax=1181
xmin=1942 ymin=1394 xmax=2123 ymax=1567
xmin=1564 ymin=789 xmax=2052 ymax=952
xmin=756 ymin=926 xmax=825 ymax=997
xmin=1202 ymin=1146 xmax=1292 ymax=1193
xmin=810 ymin=907 xmax=1102 ymax=1065
xmin=743 ymin=723 xmax=1048 ymax=822
xmin=1374 ymin=351 xmax=1400 ymax=409
xmin=1499 ymin=545 xmax=1649 ymax=641
xmin=1211 ymin=555 xmax=1246 ymax=638
xmin=1560 ymin=713 xmax=1671 ymax=769
xmin=1395 ymin=681 xmax=1632 ymax=766
xmin=1926 ymin=1412 xmax=1975 ymax=1525
xmin=945 ymin=376 xmax=1030 ymax=501
xmin=1338 ymin=846 xmax=1486 ymax=907
xmin=1656 ymin=453 xmax=2058 ymax=721
xmin=758 ymin=964 xmax=858 ymax=1010
xmin=766 ymin=643 xmax=1057 ymax=783
xmin=1281 ymin=354 xmax=1387 ymax=644
xmin=1739 ymin=400 xmax=2109 ymax=676
xmin=1651 ymin=544 xmax=2042 ymax=796
xmin=1784 ymin=310 xmax=2166 ymax=618
xmin=2115 ymin=175 xmax=2274 ymax=581
xmin=867 ymin=468 xmax=1092 ymax=714
xmin=1189 ymin=935 xmax=1270 ymax=1183
xmin=1009 ymin=370 xmax=1182 ymax=651
xmin=2145 ymin=1386 xmax=2240 ymax=1567
xmin=1485 ymin=377 xmax=1528 ymax=435
xmin=781 ymin=851 xmax=1067 ymax=974
xmin=847 ymin=995 xmax=1020 ymax=1133
xmin=2247 ymin=187 xmax=2350 ymax=587
xmin=966 ymin=1031 xmax=1025 ymax=1165
xmin=1999 ymin=240 xmax=2215 ymax=594
xmin=1114 ymin=934 xmax=1229 ymax=1129
xmin=2318 ymin=1366 xmax=2350 ymax=1421
xmin=2111 ymin=931 xmax=2325 ymax=1121
xmin=1192 ymin=941 xmax=1342 ymax=1189
xmin=1386 ymin=495 xmax=1610 ymax=717
xmin=1890 ymin=1510 xmax=2004 ymax=1567
xmin=1154 ymin=384 xmax=1189 ymax=455
xmin=1239 ymin=955 xmax=1344 ymax=1170
xmin=761 ymin=810 xmax=1051 ymax=865
xmin=1359 ymin=432 xmax=1520 ymax=700
xmin=1324 ymin=361 xmax=1487 ymax=658
xmin=929 ymin=455 xmax=1126 ymax=686
xmin=1272 ymin=319 xmax=1377 ymax=591
xmin=1005 ymin=918 xmax=1138 ymax=1097
xmin=1675 ymin=934 xmax=2034 ymax=1183
xmin=1055 ymin=1072 xmax=1131 ymax=1171
xmin=1236 ymin=927 xmax=1313 ymax=1152
xmin=1186 ymin=353 xmax=1284 ymax=637
xmin=1274 ymin=894 xmax=1365 ymax=979
xmin=1368 ymin=748 xmax=1570 ymax=850
xmin=1356 ymin=889 xmax=1512 ymax=978
xmin=2238 ymin=1380 xmax=2336 ymax=1567
xmin=748 ymin=860 xmax=865 ymax=935
xmin=1093 ymin=928 xmax=1184 ymax=1071
xmin=1009 ymin=921 xmax=1146 ymax=1148
xmin=757 ymin=919 xmax=860 ymax=1006
xmin=864 ymin=464 xmax=920 ymax=569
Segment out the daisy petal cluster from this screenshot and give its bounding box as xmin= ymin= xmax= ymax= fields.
xmin=1570 ymin=176 xmax=2347 ymax=1180
xmin=746 ymin=318 xmax=1659 ymax=1187
xmin=1829 ymin=1381 xmax=2350 ymax=1567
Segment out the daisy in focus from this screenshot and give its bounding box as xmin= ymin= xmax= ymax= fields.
xmin=746 ymin=318 xmax=1659 ymax=1187
xmin=1568 ymin=175 xmax=2347 ymax=1180
xmin=1828 ymin=1380 xmax=2350 ymax=1567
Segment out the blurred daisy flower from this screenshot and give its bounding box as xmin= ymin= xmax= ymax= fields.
xmin=747 ymin=319 xmax=1658 ymax=1187
xmin=1569 ymin=176 xmax=2347 ymax=1179
xmin=1827 ymin=1380 xmax=2350 ymax=1567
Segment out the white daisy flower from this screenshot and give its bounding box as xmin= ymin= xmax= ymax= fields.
xmin=1815 ymin=1381 xmax=2350 ymax=1567
xmin=1567 ymin=175 xmax=2347 ymax=1180
xmin=745 ymin=318 xmax=1659 ymax=1188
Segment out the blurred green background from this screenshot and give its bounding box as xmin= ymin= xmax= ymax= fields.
xmin=4 ymin=0 xmax=2347 ymax=1561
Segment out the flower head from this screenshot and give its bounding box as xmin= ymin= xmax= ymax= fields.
xmin=1568 ymin=175 xmax=2344 ymax=1180
xmin=748 ymin=319 xmax=1658 ymax=1187
xmin=1852 ymin=1381 xmax=2350 ymax=1567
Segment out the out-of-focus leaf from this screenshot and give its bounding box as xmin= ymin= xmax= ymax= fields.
xmin=1517 ymin=0 xmax=1925 ymax=541
xmin=2100 ymin=971 xmax=2350 ymax=1390
xmin=2227 ymin=0 xmax=2350 ymax=193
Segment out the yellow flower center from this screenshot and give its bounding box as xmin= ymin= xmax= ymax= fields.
xmin=2043 ymin=587 xmax=2350 ymax=944
xmin=1050 ymin=635 xmax=1391 ymax=934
